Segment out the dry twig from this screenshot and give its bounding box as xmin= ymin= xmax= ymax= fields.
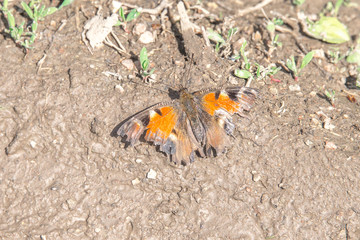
xmin=122 ymin=0 xmax=171 ymax=15
xmin=236 ymin=0 xmax=274 ymax=17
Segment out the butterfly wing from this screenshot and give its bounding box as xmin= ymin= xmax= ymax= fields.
xmin=195 ymin=87 xmax=259 ymax=155
xmin=117 ymin=102 xmax=197 ymax=165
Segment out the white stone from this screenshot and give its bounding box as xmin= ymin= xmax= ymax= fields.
xmin=133 ymin=23 xmax=147 ymax=35
xmin=30 ymin=140 xmax=37 ymax=148
xmin=146 ymin=169 xmax=157 ymax=179
xmin=121 ymin=59 xmax=135 ymax=70
xmin=139 ymin=31 xmax=155 ymax=44
xmin=289 ymin=84 xmax=301 ymax=92
xmin=132 ymin=178 xmax=140 ymax=185
xmin=112 ymin=1 xmax=122 ymax=13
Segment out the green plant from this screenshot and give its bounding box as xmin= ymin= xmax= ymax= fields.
xmin=233 ymin=40 xmax=282 ymax=82
xmin=266 ymin=18 xmax=283 ymax=47
xmin=292 ymin=0 xmax=306 ymax=6
xmin=285 ymin=51 xmax=314 ymax=81
xmin=303 ymin=0 xmax=350 ymax=44
xmin=328 ymin=48 xmax=345 ymax=64
xmin=0 ymin=0 xmax=72 ymax=49
xmin=324 ymin=89 xmax=336 ymax=107
xmin=346 ymin=35 xmax=360 ymax=66
xmin=139 ymin=47 xmax=155 ymax=80
xmin=114 ymin=7 xmax=140 ymax=31
xmin=233 ymin=40 xmax=251 ymax=79
xmin=207 ymin=27 xmax=238 ymax=53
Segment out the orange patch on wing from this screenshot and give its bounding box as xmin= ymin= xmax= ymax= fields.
xmin=145 ymin=106 xmax=177 ymax=142
xmin=202 ymin=92 xmax=240 ymax=115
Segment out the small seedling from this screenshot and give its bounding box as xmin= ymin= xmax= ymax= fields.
xmin=286 ymin=51 xmax=314 ymax=81
xmin=139 ymin=47 xmax=155 ymax=81
xmin=0 ymin=0 xmax=72 ymax=49
xmin=324 ymin=89 xmax=336 ymax=107
xmin=233 ymin=40 xmax=252 ymax=79
xmin=328 ymin=48 xmax=345 ymax=64
xmin=115 ymin=7 xmax=140 ymax=31
xmin=322 ymin=0 xmax=344 ymax=16
xmin=266 ymin=18 xmax=283 ymax=48
xmin=233 ymin=40 xmax=282 ymax=82
xmin=292 ymin=0 xmax=306 ymax=6
xmin=346 ymin=35 xmax=360 ymax=66
xmin=207 ymin=27 xmax=238 ymax=53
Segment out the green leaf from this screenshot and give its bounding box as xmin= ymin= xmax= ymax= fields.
xmin=6 ymin=10 xmax=15 ymax=28
xmin=207 ymin=29 xmax=225 ymax=43
xmin=140 ymin=47 xmax=149 ymax=71
xmin=255 ymin=63 xmax=261 ymax=77
xmin=58 ymin=0 xmax=74 ymax=9
xmin=114 ymin=20 xmax=122 ymax=27
xmin=215 ymin=42 xmax=220 ymax=52
xmin=4 ymin=0 xmax=8 ymax=10
xmin=126 ymin=9 xmax=140 ymax=22
xmin=307 ymin=16 xmax=350 ymax=44
xmin=31 ymin=21 xmax=38 ymax=32
xmin=346 ymin=49 xmax=360 ymax=65
xmin=240 ymin=41 xmax=249 ymax=66
xmin=273 ymin=18 xmax=284 ymax=26
xmin=43 ymin=7 xmax=58 ymax=17
xmin=292 ymin=0 xmax=305 ymax=6
xmin=119 ymin=7 xmax=125 ymax=22
xmin=269 ymin=66 xmax=282 ymax=75
xmin=38 ymin=5 xmax=46 ymax=18
xmin=149 ymin=68 xmax=155 ymax=75
xmin=334 ymin=0 xmax=344 ymax=16
xmin=234 ymin=69 xmax=252 ymax=79
xmin=227 ymin=28 xmax=238 ymax=39
xmin=286 ymin=56 xmax=297 ymax=74
xmin=299 ymin=51 xmax=314 ymax=71
xmin=267 ymin=21 xmax=275 ymax=33
xmin=21 ymin=1 xmax=34 ymax=19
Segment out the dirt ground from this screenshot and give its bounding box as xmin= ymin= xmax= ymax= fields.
xmin=1 ymin=0 xmax=360 ymax=239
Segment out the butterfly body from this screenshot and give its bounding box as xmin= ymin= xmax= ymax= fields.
xmin=117 ymin=86 xmax=258 ymax=165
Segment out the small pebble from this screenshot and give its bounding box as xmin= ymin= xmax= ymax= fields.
xmin=133 ymin=23 xmax=147 ymax=35
xmin=139 ymin=31 xmax=155 ymax=44
xmin=251 ymin=171 xmax=261 ymax=182
xmin=313 ymin=49 xmax=325 ymax=59
xmin=91 ymin=143 xmax=106 ymax=154
xmin=311 ymin=118 xmax=320 ymax=125
xmin=323 ymin=118 xmax=335 ymax=131
xmin=269 ymin=87 xmax=278 ymax=95
xmin=30 ymin=140 xmax=37 ymax=148
xmin=289 ymin=84 xmax=301 ymax=92
xmin=66 ymin=199 xmax=77 ymax=210
xmin=50 ymin=20 xmax=57 ymax=27
xmin=121 ymin=59 xmax=135 ymax=70
xmin=305 ymin=139 xmax=313 ymax=146
xmin=149 ymin=73 xmax=157 ymax=81
xmin=325 ymin=141 xmax=337 ymax=150
xmin=114 ymin=84 xmax=124 ymax=93
xmin=309 ymin=91 xmax=317 ymax=97
xmin=135 ymin=158 xmax=142 ymax=163
xmin=94 ymin=228 xmax=101 ymax=233
xmin=252 ymin=31 xmax=262 ymax=42
xmin=112 ymin=0 xmax=122 ymax=13
xmin=146 ymin=169 xmax=157 ymax=179
xmin=132 ymin=178 xmax=140 ymax=185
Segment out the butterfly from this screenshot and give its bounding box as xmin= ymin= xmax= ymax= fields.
xmin=116 ymin=86 xmax=258 ymax=165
